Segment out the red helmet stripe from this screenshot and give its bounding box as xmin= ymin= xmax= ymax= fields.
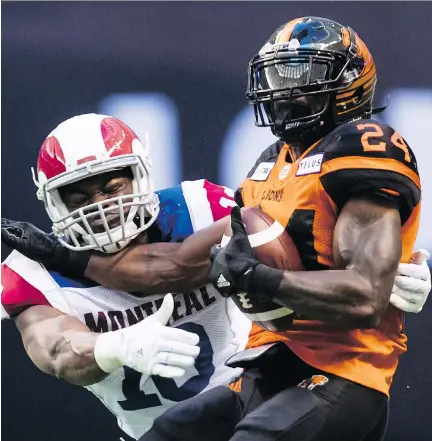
xmin=37 ymin=136 xmax=66 ymax=179
xmin=77 ymin=155 xmax=97 ymax=165
xmin=101 ymin=117 xmax=138 ymax=157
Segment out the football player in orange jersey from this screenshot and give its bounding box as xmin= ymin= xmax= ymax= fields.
xmin=2 ymin=16 xmax=431 ymax=441
xmin=137 ymin=17 xmax=427 ymax=441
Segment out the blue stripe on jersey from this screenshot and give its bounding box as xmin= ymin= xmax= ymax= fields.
xmin=155 ymin=184 xmax=194 ymax=243
xmin=49 ymin=271 xmax=99 ymax=289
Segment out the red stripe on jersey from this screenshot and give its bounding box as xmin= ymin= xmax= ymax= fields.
xmin=203 ymin=180 xmax=236 ymax=222
xmin=1 ymin=264 xmax=51 ymax=317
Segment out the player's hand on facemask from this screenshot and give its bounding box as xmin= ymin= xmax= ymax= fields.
xmin=390 ymin=249 xmax=431 ymax=313
xmin=94 ymin=294 xmax=200 ymax=378
xmin=1 ymin=218 xmax=90 ymax=279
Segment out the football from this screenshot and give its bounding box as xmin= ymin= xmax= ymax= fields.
xmin=220 ymin=206 xmax=304 ymax=332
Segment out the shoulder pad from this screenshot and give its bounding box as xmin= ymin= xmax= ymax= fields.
xmin=182 ymin=180 xmax=235 ymax=229
xmin=155 ymin=185 xmax=194 ymax=242
xmin=155 ymin=180 xmax=236 ymax=241
xmin=314 ymin=119 xmax=418 ymax=175
xmin=1 ymin=251 xmax=52 ymax=317
xmin=246 ymin=140 xmax=285 ymax=178
xmin=314 ymin=120 xmax=421 ymax=223
xmin=236 ymin=141 xmax=284 ymax=206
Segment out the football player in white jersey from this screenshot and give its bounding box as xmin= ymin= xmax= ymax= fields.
xmin=2 ymin=113 xmax=430 ymax=440
xmin=1 ymin=113 xmax=250 ymax=439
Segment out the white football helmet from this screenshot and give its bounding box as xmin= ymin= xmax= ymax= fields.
xmin=33 ymin=113 xmax=160 ymax=253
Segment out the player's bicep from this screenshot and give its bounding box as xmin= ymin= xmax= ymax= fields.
xmin=333 ymin=197 xmax=402 ymax=312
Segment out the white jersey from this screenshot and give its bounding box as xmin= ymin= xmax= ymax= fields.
xmin=1 ymin=180 xmax=252 ymax=439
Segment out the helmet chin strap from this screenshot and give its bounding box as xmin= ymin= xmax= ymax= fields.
xmin=272 ymin=91 xmax=341 ymax=147
xmin=274 ymin=112 xmax=328 ymax=146
xmin=274 ymin=114 xmax=289 ymax=138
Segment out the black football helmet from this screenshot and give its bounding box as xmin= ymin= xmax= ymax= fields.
xmin=246 ymin=17 xmax=384 ymax=145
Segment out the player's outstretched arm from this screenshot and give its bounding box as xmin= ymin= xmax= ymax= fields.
xmin=14 ymin=295 xmax=200 ymax=386
xmin=86 ymin=218 xmax=228 ymax=294
xmin=210 ymin=200 xmax=402 ymax=329
xmin=1 ymin=217 xmax=227 ymax=295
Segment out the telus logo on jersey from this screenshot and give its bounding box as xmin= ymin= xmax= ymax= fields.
xmin=84 ymin=287 xmax=217 ymax=332
xmin=296 ymin=153 xmax=324 ymax=176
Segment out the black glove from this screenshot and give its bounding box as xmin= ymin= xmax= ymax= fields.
xmin=1 ymin=218 xmax=91 ymax=279
xmin=209 ymin=206 xmax=283 ymax=298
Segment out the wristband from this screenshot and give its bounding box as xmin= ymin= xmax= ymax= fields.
xmin=57 ymin=246 xmax=92 ymax=279
xmin=93 ymin=331 xmax=123 ymax=373
xmin=248 ymin=264 xmax=284 ymax=299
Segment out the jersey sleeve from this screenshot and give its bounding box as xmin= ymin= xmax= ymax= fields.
xmin=318 ymin=119 xmax=421 ymax=223
xmin=1 ymin=251 xmax=52 ymax=318
xmin=182 ymin=179 xmax=236 ymax=231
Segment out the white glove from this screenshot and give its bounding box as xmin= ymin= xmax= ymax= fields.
xmin=390 ymin=249 xmax=431 ymax=313
xmin=93 ymin=294 xmax=200 ymax=378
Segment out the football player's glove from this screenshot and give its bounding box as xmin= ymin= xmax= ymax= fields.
xmin=1 ymin=217 xmax=90 ymax=279
xmin=94 ymin=293 xmax=200 ymax=377
xmin=390 ymin=249 xmax=431 ymax=313
xmin=209 ymin=206 xmax=283 ymax=298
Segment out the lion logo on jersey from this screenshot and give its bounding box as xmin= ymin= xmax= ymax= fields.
xmin=298 ymin=374 xmax=329 ymax=391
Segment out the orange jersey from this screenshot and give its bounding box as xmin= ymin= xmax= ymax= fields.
xmin=236 ymin=119 xmax=421 ymax=397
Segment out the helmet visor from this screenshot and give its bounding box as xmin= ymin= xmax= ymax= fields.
xmin=256 ymin=57 xmax=330 ymax=95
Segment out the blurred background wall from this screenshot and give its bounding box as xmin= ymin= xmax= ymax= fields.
xmin=2 ymin=2 xmax=431 ymax=441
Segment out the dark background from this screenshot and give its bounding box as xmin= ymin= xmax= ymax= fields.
xmin=2 ymin=3 xmax=431 ymax=441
